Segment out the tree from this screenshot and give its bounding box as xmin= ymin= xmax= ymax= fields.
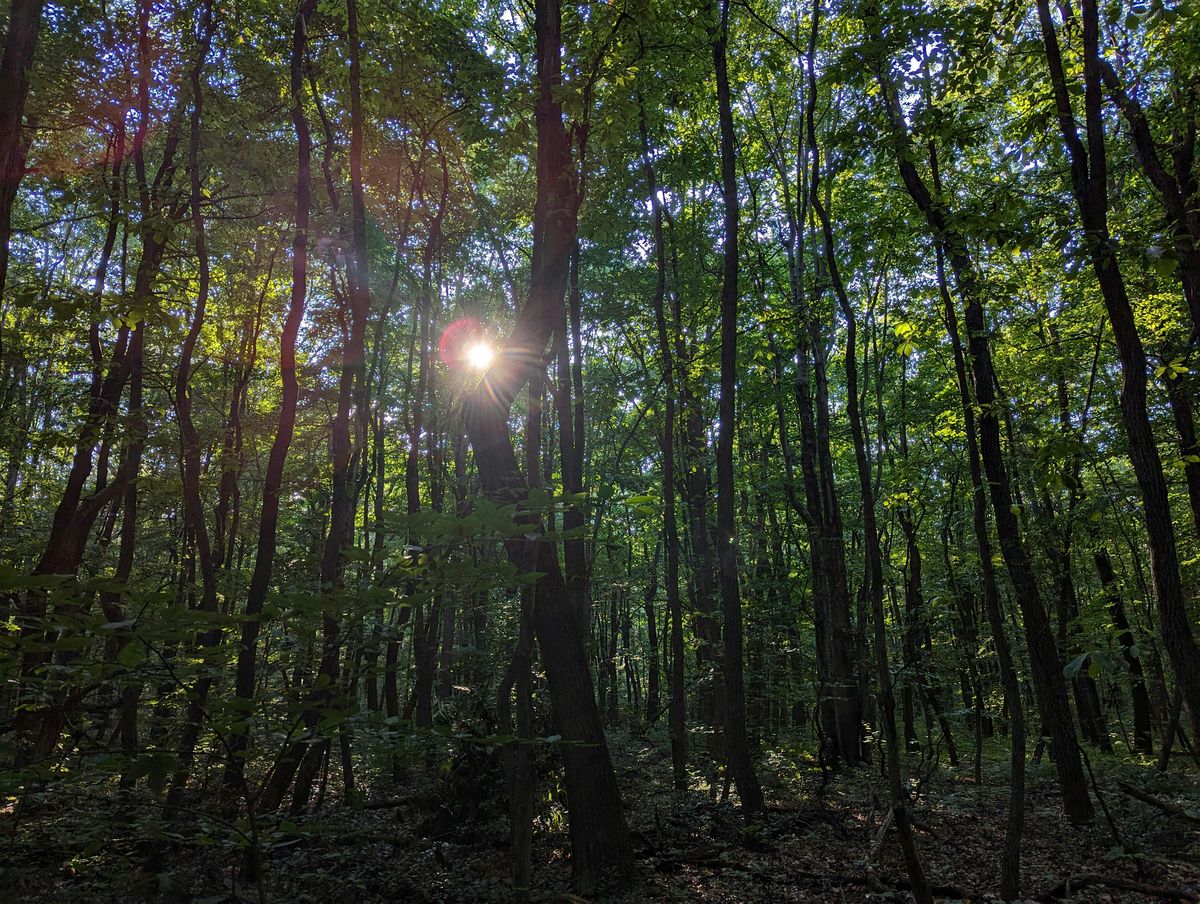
xmin=461 ymin=0 xmax=631 ymax=888
xmin=711 ymin=0 xmax=764 ymax=818
xmin=0 ymin=0 xmax=44 ymax=298
xmin=1037 ymin=0 xmax=1200 ymax=738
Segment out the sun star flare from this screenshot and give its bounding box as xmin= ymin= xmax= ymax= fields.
xmin=465 ymin=341 xmax=495 ymax=370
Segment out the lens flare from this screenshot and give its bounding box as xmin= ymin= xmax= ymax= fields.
xmin=465 ymin=341 xmax=495 ymax=369
xmin=439 ymin=317 xmax=493 ymax=370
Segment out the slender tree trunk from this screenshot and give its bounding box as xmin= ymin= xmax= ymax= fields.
xmin=559 ymin=247 xmax=588 ymax=634
xmin=711 ymin=0 xmax=763 ymax=817
xmin=225 ymin=0 xmax=319 ymax=792
xmin=276 ymin=0 xmax=376 ymax=811
xmin=643 ymin=541 xmax=661 ymax=722
xmin=935 ymin=219 xmax=1026 ymax=900
xmin=214 ymin=253 xmax=272 ymax=572
xmin=808 ymin=37 xmax=929 ymax=887
xmin=603 ymin=586 xmax=618 ymax=723
xmin=1095 ymin=548 xmax=1153 ymax=754
xmin=868 ymin=37 xmax=1092 ymax=825
xmin=21 ymin=0 xmax=182 ymax=757
xmin=638 ymin=93 xmax=687 ymax=788
xmin=1038 ymin=0 xmax=1200 ymax=738
xmin=865 ymin=12 xmax=1030 ymax=880
xmin=165 ymin=0 xmax=221 ymax=812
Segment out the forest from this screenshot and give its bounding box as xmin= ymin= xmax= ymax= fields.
xmin=0 ymin=0 xmax=1198 ymax=900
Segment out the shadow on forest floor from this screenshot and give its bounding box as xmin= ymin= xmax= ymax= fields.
xmin=4 ymin=730 xmax=1198 ymax=902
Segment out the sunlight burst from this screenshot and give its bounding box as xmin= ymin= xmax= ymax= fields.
xmin=465 ymin=341 xmax=495 ymax=370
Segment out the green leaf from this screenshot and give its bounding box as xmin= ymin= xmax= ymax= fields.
xmin=118 ymin=642 xmax=145 ymax=669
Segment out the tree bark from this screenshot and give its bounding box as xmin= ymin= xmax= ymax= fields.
xmin=0 ymin=0 xmax=44 ymax=298
xmin=712 ymin=0 xmax=764 ymax=818
xmin=1095 ymin=548 xmax=1153 ymax=754
xmin=225 ymin=0 xmax=319 ymax=791
xmin=1037 ymin=0 xmax=1200 ymax=739
xmin=460 ymin=0 xmax=630 ymax=888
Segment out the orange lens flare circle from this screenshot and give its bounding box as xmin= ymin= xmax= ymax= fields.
xmin=439 ymin=318 xmax=494 ymax=370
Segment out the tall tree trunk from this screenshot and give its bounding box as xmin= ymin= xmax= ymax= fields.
xmin=277 ymin=0 xmax=376 ymax=811
xmin=934 ymin=206 xmax=1026 ymax=899
xmin=406 ymin=190 xmax=446 ymax=731
xmin=638 ymin=92 xmax=687 ymax=788
xmin=497 ymin=367 xmax=543 ymax=899
xmin=166 ymin=0 xmax=221 ymax=812
xmin=787 ymin=16 xmax=864 ymax=766
xmin=868 ymin=30 xmax=1092 ymax=826
xmin=460 ymin=0 xmax=630 ymax=888
xmin=1038 ymin=0 xmax=1200 ymax=738
xmin=682 ymin=373 xmax=722 ymax=744
xmin=225 ymin=0 xmax=319 ymax=792
xmin=712 ymin=0 xmax=764 ymax=818
xmin=808 ymin=26 xmax=928 ymax=888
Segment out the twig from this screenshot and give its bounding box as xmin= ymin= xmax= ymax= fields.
xmin=868 ymin=807 xmax=894 ymax=866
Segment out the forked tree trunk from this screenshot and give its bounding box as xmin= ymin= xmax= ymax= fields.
xmin=460 ymin=0 xmax=630 ymax=889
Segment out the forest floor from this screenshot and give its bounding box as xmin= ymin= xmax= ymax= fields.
xmin=3 ymin=729 xmax=1198 ymax=903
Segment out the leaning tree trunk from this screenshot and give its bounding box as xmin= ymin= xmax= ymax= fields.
xmin=868 ymin=30 xmax=1092 ymax=826
xmin=933 ymin=189 xmax=1026 ymax=899
xmin=1038 ymin=0 xmax=1200 ymax=739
